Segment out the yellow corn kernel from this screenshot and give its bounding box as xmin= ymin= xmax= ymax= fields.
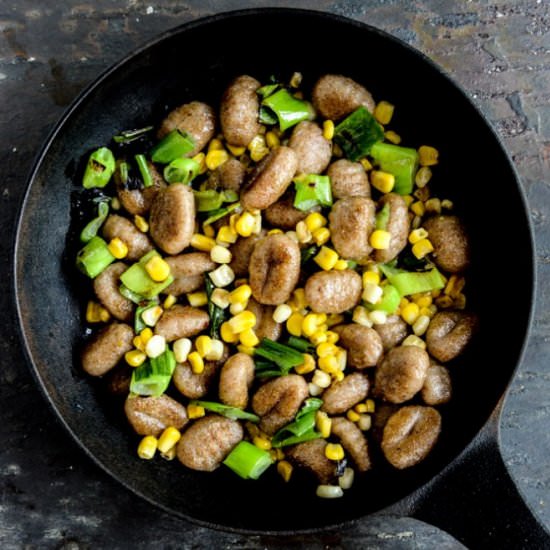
xmin=384 ymin=130 xmax=401 ymax=144
xmin=229 ymin=284 xmax=252 ymax=305
xmin=267 ymin=228 xmax=283 ymax=235
xmin=205 ymin=339 xmax=224 ymax=361
xmin=273 ymin=304 xmax=292 ymax=324
xmin=425 ymin=198 xmax=442 ymax=215
xmin=194 ymin=335 xmax=213 ymax=358
xmin=414 ymin=185 xmax=430 ymax=202
xmin=346 ymin=410 xmax=361 ymax=422
xmin=191 ymin=152 xmax=207 ymax=174
xmin=239 ymin=328 xmax=259 ymax=348
xmin=416 ymin=295 xmax=433 ymax=309
xmin=163 ymin=295 xmax=177 ymax=309
xmin=410 ymin=201 xmax=425 ymax=217
xmin=402 ymin=334 xmax=427 ymax=349
xmin=360 ymin=157 xmax=373 ymax=171
xmin=400 ymin=196 xmax=413 ymax=209
xmin=296 ymin=221 xmax=312 ymax=244
xmin=409 ymin=228 xmax=429 ymax=244
xmin=210 ymin=244 xmax=232 ymax=264
xmin=310 ymin=330 xmax=327 ymax=345
xmin=202 ymin=223 xmax=215 ymax=238
xmin=295 ymin=353 xmax=316 ymax=375
xmin=265 ymin=130 xmax=280 ymax=149
xmin=187 ymin=404 xmax=205 ymax=419
xmin=86 ymin=301 xmax=109 ymax=323
xmin=325 ymin=443 xmax=345 ymax=461
xmin=248 ymin=135 xmax=269 ymax=162
xmin=217 ymin=225 xmax=238 ymax=245
xmin=188 ymin=351 xmax=204 ymax=374
xmin=369 ymin=229 xmax=391 ymax=250
xmin=138 ymin=327 xmax=152 ymax=344
xmin=318 ymin=355 xmax=340 ymax=375
xmin=236 ymin=344 xmax=255 ymax=356
xmin=418 ymin=145 xmax=439 ymax=166
xmin=235 ymin=212 xmax=255 ymax=237
xmin=352 ymin=305 xmax=372 ymax=327
xmin=312 ymin=227 xmax=331 ymax=246
xmin=412 ymin=238 xmax=434 ymax=260
xmin=107 ymin=237 xmax=128 ymax=259
xmin=134 ymin=214 xmax=149 ymax=233
xmin=187 ymin=291 xmax=208 ymax=307
xmin=144 ymin=255 xmax=171 ymax=282
xmin=157 ymin=427 xmax=181 ymax=454
xmin=125 ymin=349 xmax=146 ymax=367
xmin=355 ymin=403 xmax=368 ymax=414
xmin=288 ymin=288 xmax=307 ymax=311
xmin=208 ymin=138 xmax=224 ymax=152
xmin=325 ymin=330 xmax=339 ymax=344
xmin=289 ymin=71 xmax=302 ymax=88
xmin=228 ymin=310 xmax=256 ymax=334
xmin=444 ymin=275 xmax=465 ymax=298
xmin=302 ymin=313 xmax=320 ymax=337
xmin=326 ymin=314 xmax=344 ymax=329
xmin=401 ymin=302 xmax=420 ymax=325
xmin=322 ymin=119 xmax=335 ymax=140
xmin=137 ymin=435 xmax=158 ymax=460
xmin=412 ymin=315 xmax=431 ymax=336
xmin=441 ymin=198 xmax=454 ymax=210
xmin=304 ymin=212 xmax=327 ymax=233
xmin=315 ymin=411 xmax=332 ymax=438
xmin=226 ymin=143 xmax=246 ymax=156
xmin=277 ymin=460 xmax=293 ymax=482
xmin=333 ymin=259 xmax=349 ymax=270
xmin=286 ymin=312 xmax=304 ymax=337
xmin=415 ymin=166 xmax=432 ymax=188
xmin=374 ymin=100 xmax=395 ymax=125
xmin=362 ymin=271 xmax=381 ymax=286
xmin=454 ymin=292 xmax=467 ymax=309
xmin=314 ymin=246 xmax=339 ymax=271
xmin=312 ymin=369 xmax=331 ymax=388
xmin=191 ymin=233 xmax=216 ymax=252
xmin=205 ymin=149 xmax=229 ymax=171
xmin=253 ymin=436 xmax=272 ymax=451
xmin=133 ymin=335 xmax=145 ymax=352
xmin=160 ymin=446 xmax=177 ymax=461
xmin=316 ymin=343 xmax=339 ymax=359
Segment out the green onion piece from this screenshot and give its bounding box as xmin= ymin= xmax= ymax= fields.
xmin=119 ymin=284 xmax=146 ymax=304
xmin=272 ymin=399 xmax=323 ymax=448
xmin=203 ymin=202 xmax=241 ymax=226
xmin=76 ymin=236 xmax=115 ymax=278
xmin=118 ymin=160 xmax=129 ymax=185
xmin=135 ymin=154 xmax=153 ymax=188
xmin=163 ymin=157 xmax=200 ymax=185
xmin=82 ymin=147 xmax=116 ymax=189
xmin=135 ymin=300 xmax=159 ymax=332
xmin=365 ymin=284 xmax=401 ymax=313
xmin=375 ymin=203 xmax=391 ymax=230
xmin=333 ymin=106 xmax=384 ymax=162
xmin=120 ymin=250 xmax=174 ymax=299
xmin=262 ymin=89 xmax=315 ymax=131
xmin=194 ymin=189 xmax=224 ymax=212
xmin=379 ymin=264 xmax=446 ymax=296
xmin=223 ymin=441 xmax=273 ymax=480
xmin=255 ymin=338 xmax=305 ymax=373
xmin=257 ymin=83 xmax=280 ymax=98
xmin=150 ymin=129 xmax=195 ymax=164
xmin=113 ymin=126 xmax=154 ymax=144
xmin=253 ymin=358 xmax=282 ymax=379
xmin=205 ymin=275 xmax=226 ymax=339
xmin=191 ymin=401 xmax=260 ymax=422
xmin=370 ymin=142 xmax=419 ymax=195
xmin=129 ymin=349 xmax=176 ymax=396
xmin=347 ymin=260 xmax=358 ymax=270
xmin=222 ymin=189 xmax=239 ymax=203
xmin=259 ymin=106 xmax=278 ymax=126
xmin=297 ymin=397 xmax=323 ymax=418
xmin=286 ymin=336 xmax=313 ymax=353
xmin=79 ymin=200 xmax=110 ymax=243
xmin=301 ymin=245 xmax=319 ymax=265
xmin=293 ymin=174 xmax=333 ymax=212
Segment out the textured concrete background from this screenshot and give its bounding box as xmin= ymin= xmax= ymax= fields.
xmin=1 ymin=1 xmax=549 ymax=548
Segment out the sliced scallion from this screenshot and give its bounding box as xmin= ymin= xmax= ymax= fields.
xmin=365 ymin=283 xmax=400 ymax=313
xmin=203 ymin=202 xmax=241 ymax=226
xmin=119 ymin=284 xmax=145 ymax=304
xmin=135 ymin=300 xmax=159 ymax=333
xmin=254 ymin=338 xmax=305 ymax=374
xmin=129 ymin=349 xmax=176 ymax=396
xmin=135 ymin=154 xmax=153 ymax=188
xmin=194 ymin=189 xmax=224 ymax=212
xmin=163 ymin=157 xmax=200 ymax=185
xmin=261 ymin=88 xmax=315 ymax=131
xmin=375 ymin=203 xmax=391 ymax=230
xmin=120 ymin=250 xmax=174 ymax=299
xmin=286 ymin=336 xmax=314 ymax=353
xmin=205 ymin=275 xmax=226 ymax=339
xmin=379 ymin=264 xmax=446 ymax=296
xmin=223 ymin=441 xmax=273 ymax=480
xmin=79 ymin=200 xmax=109 ymax=243
xmin=293 ymin=174 xmax=332 ymax=211
xmin=370 ymin=142 xmax=419 ymax=195
xmin=272 ymin=398 xmax=323 ymax=448
xmin=113 ymin=126 xmax=154 ymax=144
xmin=82 ymin=147 xmax=116 ymax=189
xmin=150 ymin=129 xmax=195 ymax=164
xmin=190 ymin=401 xmax=260 ymax=422
xmin=76 ymin=236 xmax=115 ymax=278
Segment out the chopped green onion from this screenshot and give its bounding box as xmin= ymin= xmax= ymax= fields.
xmin=119 ymin=284 xmax=146 ymax=304
xmin=190 ymin=401 xmax=260 ymax=422
xmin=375 ymin=203 xmax=391 ymax=230
xmin=262 ymin=88 xmax=315 ymax=131
xmin=205 ymin=275 xmax=226 ymax=339
xmin=365 ymin=283 xmax=400 ymax=313
xmin=301 ymin=245 xmax=319 ymax=265
xmin=76 ymin=236 xmax=115 ymax=278
xmin=120 ymin=250 xmax=174 ymax=299
xmin=203 ymin=202 xmax=241 ymax=225
xmin=118 ymin=160 xmax=129 ymax=185
xmin=150 ymin=129 xmax=195 ymax=164
xmin=82 ymin=147 xmax=116 ymax=189
xmin=259 ymin=106 xmax=278 ymax=126
xmin=254 ymin=338 xmax=305 ymax=374
xmin=223 ymin=441 xmax=273 ymax=480
xmin=222 ymin=189 xmax=239 ymax=203
xmin=163 ymin=157 xmax=200 ymax=185
xmin=135 ymin=154 xmax=153 ymax=188
xmin=370 ymin=142 xmax=419 ymax=195
xmin=379 ymin=264 xmax=446 ymax=296
xmin=333 ymin=107 xmax=384 ymax=162
xmin=113 ymin=126 xmax=154 ymax=144
xmin=293 ymin=174 xmax=332 ymax=211
xmin=272 ymin=398 xmax=323 ymax=448
xmin=257 ymin=83 xmax=280 ymax=98
xmin=194 ymin=189 xmax=224 ymax=212
xmin=286 ymin=336 xmax=314 ymax=353
xmin=79 ymin=200 xmax=109 ymax=243
xmin=129 ymin=349 xmax=176 ymax=396
xmin=135 ymin=300 xmax=159 ymax=333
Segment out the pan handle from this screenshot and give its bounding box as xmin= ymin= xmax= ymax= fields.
xmin=383 ymin=413 xmax=549 ymax=548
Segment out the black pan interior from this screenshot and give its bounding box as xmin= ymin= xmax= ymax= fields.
xmin=15 ymin=9 xmax=533 ymax=533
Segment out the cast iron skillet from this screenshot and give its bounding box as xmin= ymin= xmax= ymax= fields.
xmin=14 ymin=8 xmax=549 ymax=548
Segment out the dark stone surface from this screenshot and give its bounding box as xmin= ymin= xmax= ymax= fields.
xmin=1 ymin=1 xmax=548 ymax=548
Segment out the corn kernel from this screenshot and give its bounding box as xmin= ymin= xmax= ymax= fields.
xmin=205 ymin=149 xmax=229 ymax=171
xmin=209 ymin=264 xmax=235 ymax=287
xmin=326 ymin=314 xmax=344 ymax=328
xmin=322 ymin=119 xmax=335 ymax=140
xmin=333 ymin=259 xmax=349 ymax=270
xmin=209 ymin=288 xmax=229 ymax=309
xmin=346 ymin=410 xmax=361 ymax=422
xmin=229 ymin=301 xmax=245 ymax=314
xmin=441 ymin=198 xmax=454 ymax=210
xmin=304 ymin=212 xmax=327 ymax=233
xmin=228 ymin=310 xmax=256 ymax=334
xmin=308 ymin=382 xmax=322 ymax=396
xmin=362 ymin=283 xmax=383 ymax=304
xmin=253 ymin=436 xmax=272 ymax=451
xmin=414 ymin=186 xmax=430 ymax=202
xmin=355 ymin=403 xmax=368 ymax=414
xmin=402 ymin=334 xmax=427 ymax=349
xmin=409 ymin=228 xmax=429 ymax=245
xmin=267 ymin=228 xmax=283 ymax=235
xmin=111 ymin=197 xmax=121 ymax=210
xmin=312 ymin=227 xmax=331 ymax=246
xmin=352 ymin=305 xmax=373 ymax=327
xmin=410 ymin=201 xmax=425 ymax=217
xmin=237 ymin=344 xmax=255 ymax=356
xmin=384 ymin=130 xmax=401 ymax=144
xmin=226 ymin=143 xmax=246 ymax=156
xmin=125 ymin=349 xmax=146 ymax=367
xmin=140 ymin=326 xmax=153 ymax=343
xmin=191 ymin=152 xmax=207 ymax=174
xmin=415 ymin=166 xmax=432 ymax=188
xmin=362 ymin=271 xmax=381 ymax=286
xmin=188 ymin=351 xmax=204 ymax=374
xmin=286 ymin=312 xmax=304 ymax=337
xmin=228 ymin=285 xmax=251 ymax=305
xmin=217 ymin=225 xmax=238 ymax=244
xmin=191 ymin=233 xmax=216 ymax=252
xmin=145 ymin=334 xmax=166 ymax=358
xmin=144 ymin=255 xmax=171 ymax=282
xmin=310 ymin=330 xmax=328 ymax=345
xmin=401 ymin=302 xmax=420 ymax=324
xmin=315 ymin=411 xmax=332 ymax=439
xmin=107 ymin=237 xmax=128 ymax=259
xmin=365 ymin=399 xmax=376 ymax=413
xmin=296 ymin=221 xmax=312 ymax=244
xmin=374 ymin=100 xmax=395 ymax=125
xmin=248 ymin=135 xmax=269 ymax=162
xmin=194 ymin=335 xmax=212 ymax=358
xmin=86 ymin=301 xmax=109 ymax=323
xmin=416 ymin=295 xmax=433 ymax=309
xmin=312 ymin=369 xmax=331 ymax=389
xmin=454 ymin=293 xmax=467 ymax=309
xmin=295 ymin=353 xmax=315 ymax=375
xmin=277 ymin=460 xmax=293 ymax=482
xmin=325 ymin=443 xmax=345 ymax=461
xmin=133 ymin=335 xmax=145 ymax=352
xmin=273 ymin=304 xmax=292 ymax=324
xmin=412 ymin=215 xmax=422 ymax=229
xmin=265 ymin=130 xmax=280 ymax=149
xmin=302 ymin=313 xmax=320 ymax=337
xmin=251 ymin=212 xmax=262 ymax=235
xmin=205 ymin=339 xmax=224 ymax=361
xmin=285 ymin=230 xmax=298 ymax=243
xmin=360 ymin=157 xmax=373 ymax=171
xmin=412 ymin=315 xmax=431 ymax=336
xmin=99 ymin=307 xmax=111 ymax=323
xmin=141 ymin=305 xmax=163 ymax=327
xmin=418 ymin=145 xmax=439 ymax=166
xmin=134 ymin=214 xmax=149 ymax=233
xmin=314 ymin=246 xmax=339 ymax=271
xmin=163 ymin=294 xmax=177 ymax=309
xmin=425 ymin=198 xmax=442 ymax=215
xmin=157 ymin=427 xmax=181 ymax=454
xmin=208 ymin=138 xmax=224 ymax=152
xmin=137 ymin=435 xmax=158 ymax=460
xmin=444 ymin=275 xmax=465 ymax=298
xmin=336 ymin=348 xmax=347 ymax=371
xmin=318 ymin=355 xmax=340 ymax=375
xmin=202 ymin=223 xmax=215 ymax=238
xmin=369 ymin=229 xmax=391 ymax=250
xmin=173 ymin=338 xmax=191 ymax=363
xmin=235 ymin=212 xmax=255 ymax=237
xmin=412 ymin=238 xmax=434 ymax=260
xmin=187 ymin=404 xmax=205 ymax=419
xmin=187 ymin=291 xmax=208 ymax=307
xmin=369 ymin=310 xmax=387 ymax=325
xmin=339 ymin=467 xmax=355 ymax=490
xmin=239 ymin=328 xmax=259 ymax=347
xmin=160 ymin=446 xmax=177 ymax=461
xmin=358 ymin=414 xmax=372 ymax=431
xmin=210 ymin=244 xmax=232 ymax=264
xmin=325 ymin=330 xmax=340 ymax=344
